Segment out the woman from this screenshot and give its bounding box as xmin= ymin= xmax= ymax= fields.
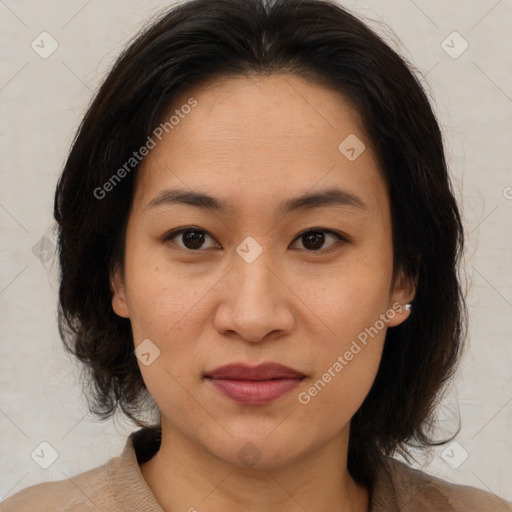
xmin=2 ymin=0 xmax=510 ymax=510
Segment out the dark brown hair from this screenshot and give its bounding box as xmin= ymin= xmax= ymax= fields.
xmin=54 ymin=0 xmax=466 ymax=486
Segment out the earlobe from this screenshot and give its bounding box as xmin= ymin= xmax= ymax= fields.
xmin=111 ymin=268 xmax=130 ymax=318
xmin=387 ymin=270 xmax=416 ymax=328
xmin=387 ymin=300 xmax=413 ymax=328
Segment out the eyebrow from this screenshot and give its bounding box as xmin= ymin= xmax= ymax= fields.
xmin=144 ymin=186 xmax=367 ymax=216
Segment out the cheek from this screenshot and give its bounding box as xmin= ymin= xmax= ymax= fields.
xmin=123 ymin=253 xmax=211 ymax=390
xmin=305 ymin=252 xmax=393 ymax=338
xmin=299 ymin=246 xmax=392 ymax=407
xmin=298 ymin=326 xmax=386 ymax=426
xmin=123 ymin=240 xmax=208 ymax=341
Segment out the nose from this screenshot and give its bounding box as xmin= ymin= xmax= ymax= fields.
xmin=213 ymin=249 xmax=295 ymax=344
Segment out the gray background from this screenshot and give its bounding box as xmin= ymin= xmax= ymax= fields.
xmin=1 ymin=0 xmax=511 ymax=503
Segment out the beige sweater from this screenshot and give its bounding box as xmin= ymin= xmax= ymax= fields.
xmin=1 ymin=426 xmax=510 ymax=511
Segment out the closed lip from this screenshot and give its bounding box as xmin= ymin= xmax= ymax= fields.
xmin=204 ymin=362 xmax=306 ymax=380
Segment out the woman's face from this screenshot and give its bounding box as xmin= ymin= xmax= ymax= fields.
xmin=112 ymin=74 xmax=414 ymax=469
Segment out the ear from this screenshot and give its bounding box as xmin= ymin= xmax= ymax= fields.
xmin=386 ymin=268 xmax=417 ymax=328
xmin=111 ymin=265 xmax=130 ymax=318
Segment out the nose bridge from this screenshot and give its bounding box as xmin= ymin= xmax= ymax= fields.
xmin=232 ymin=237 xmax=278 ymax=311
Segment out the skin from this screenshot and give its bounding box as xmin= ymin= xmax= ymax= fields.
xmin=112 ymin=73 xmax=415 ymax=512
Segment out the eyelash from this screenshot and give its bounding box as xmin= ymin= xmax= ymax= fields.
xmin=162 ymin=226 xmax=347 ymax=255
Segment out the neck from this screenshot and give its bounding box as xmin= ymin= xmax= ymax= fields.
xmin=140 ymin=418 xmax=369 ymax=512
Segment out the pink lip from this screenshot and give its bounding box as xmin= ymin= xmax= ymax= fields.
xmin=204 ymin=363 xmax=306 ymax=405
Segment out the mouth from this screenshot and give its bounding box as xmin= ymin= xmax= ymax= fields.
xmin=204 ymin=362 xmax=306 ymax=405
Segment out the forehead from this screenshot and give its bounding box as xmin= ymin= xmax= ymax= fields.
xmin=134 ymin=73 xmax=386 ymax=216
xmin=162 ymin=73 xmax=367 ymax=155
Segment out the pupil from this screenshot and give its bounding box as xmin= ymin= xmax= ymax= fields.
xmin=183 ymin=230 xmax=204 ymax=249
xmin=304 ymin=231 xmax=324 ymax=250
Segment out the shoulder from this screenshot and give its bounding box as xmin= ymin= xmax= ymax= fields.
xmin=376 ymin=455 xmax=512 ymax=512
xmin=0 ymin=459 xmax=119 ymax=512
xmin=0 ymin=426 xmax=162 ymax=512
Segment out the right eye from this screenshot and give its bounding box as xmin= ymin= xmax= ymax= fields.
xmin=163 ymin=227 xmax=220 ymax=251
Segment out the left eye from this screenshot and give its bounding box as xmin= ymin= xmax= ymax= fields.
xmin=163 ymin=227 xmax=346 ymax=253
xmin=291 ymin=229 xmax=346 ymax=252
